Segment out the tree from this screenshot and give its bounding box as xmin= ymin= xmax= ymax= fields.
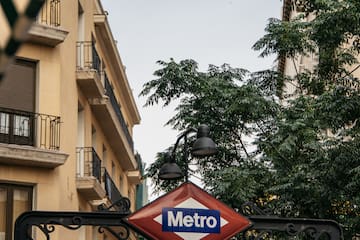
xmin=140 ymin=0 xmax=360 ymax=238
xmin=253 ymin=0 xmax=360 ymax=237
xmin=140 ymin=59 xmax=277 ymax=205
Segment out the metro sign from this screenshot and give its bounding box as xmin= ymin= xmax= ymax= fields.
xmin=127 ymin=182 xmax=251 ymax=240
xmin=162 ymin=207 xmax=221 ymax=233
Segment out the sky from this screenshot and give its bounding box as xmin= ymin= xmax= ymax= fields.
xmin=101 ymin=0 xmax=283 ymax=191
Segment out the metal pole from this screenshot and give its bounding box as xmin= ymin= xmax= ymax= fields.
xmin=183 ymin=134 xmax=189 ymax=182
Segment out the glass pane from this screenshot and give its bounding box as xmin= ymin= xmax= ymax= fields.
xmin=12 ymin=189 xmax=30 ymax=240
xmin=0 ymin=188 xmax=7 ymax=240
xmin=13 ymin=115 xmax=30 ymax=137
xmin=0 ymin=113 xmax=9 ymax=134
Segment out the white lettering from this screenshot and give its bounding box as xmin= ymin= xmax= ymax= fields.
xmin=183 ymin=215 xmax=194 ymax=227
xmin=166 ymin=210 xmax=218 ymax=229
xmin=193 ymin=213 xmax=201 ymax=227
xmin=200 ymin=216 xmax=207 ymax=227
xmin=206 ymin=216 xmax=217 ymax=228
xmin=168 ymin=211 xmax=183 ymax=227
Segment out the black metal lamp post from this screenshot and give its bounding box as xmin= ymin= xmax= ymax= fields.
xmin=157 ymin=125 xmax=344 ymax=240
xmin=159 ymin=124 xmax=217 ymax=181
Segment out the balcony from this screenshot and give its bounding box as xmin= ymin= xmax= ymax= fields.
xmin=127 ymin=154 xmax=143 ymax=185
xmin=27 ymin=0 xmax=68 ymax=47
xmin=76 ymin=147 xmax=106 ymax=201
xmin=103 ymin=169 xmax=124 ymax=208
xmin=89 ymin=74 xmax=137 ymax=170
xmin=127 ymin=170 xmax=141 ymax=185
xmin=0 ymin=107 xmax=67 ymax=168
xmin=93 ymin=11 xmax=141 ymax=130
xmin=76 ymin=41 xmax=136 ymax=170
xmin=104 ymin=75 xmax=134 ymax=152
xmin=76 ymin=41 xmax=105 ymax=99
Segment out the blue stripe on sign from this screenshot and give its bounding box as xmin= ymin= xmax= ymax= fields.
xmin=162 ymin=208 xmax=221 ymax=233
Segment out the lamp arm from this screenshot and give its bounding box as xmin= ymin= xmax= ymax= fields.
xmin=171 ymin=127 xmax=197 ymax=157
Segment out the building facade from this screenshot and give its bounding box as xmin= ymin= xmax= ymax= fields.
xmin=0 ymin=0 xmax=143 ymax=239
xmin=279 ymin=0 xmax=360 ymax=95
xmin=279 ymin=1 xmax=360 ymax=239
xmin=279 ymin=0 xmax=317 ymax=100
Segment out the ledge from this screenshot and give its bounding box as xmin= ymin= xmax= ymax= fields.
xmin=27 ymin=23 xmax=68 ymax=47
xmin=0 ymin=143 xmax=68 ymax=168
xmin=76 ymin=177 xmax=106 ymax=201
xmin=127 ymin=170 xmax=141 ymax=185
xmin=89 ymin=97 xmax=138 ymax=171
xmin=94 ymin=14 xmax=141 ymax=125
xmin=76 ymin=70 xmax=105 ymax=99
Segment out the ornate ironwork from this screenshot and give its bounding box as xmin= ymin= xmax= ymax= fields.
xmin=97 ymin=197 xmax=131 ymax=213
xmin=14 ymin=199 xmax=344 ymax=240
xmin=242 ymin=202 xmax=344 ymax=240
xmin=99 ymin=225 xmax=130 ymax=240
xmin=14 ymin=197 xmax=132 ymax=240
xmin=241 ymin=201 xmax=273 ymax=216
xmin=76 ymin=147 xmax=102 ymax=182
xmin=245 ymin=216 xmax=343 ymax=240
xmin=76 ymin=41 xmax=101 ymax=72
xmin=104 ymin=73 xmax=134 ymax=151
xmin=0 ymin=107 xmax=61 ymax=150
xmin=38 ymin=0 xmax=61 ymax=27
xmin=103 ymin=170 xmax=130 ymax=212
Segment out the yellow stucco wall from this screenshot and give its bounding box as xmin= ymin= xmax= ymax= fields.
xmin=0 ymin=0 xmax=140 ymax=239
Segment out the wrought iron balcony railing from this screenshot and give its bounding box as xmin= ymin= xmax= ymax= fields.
xmin=104 ymin=74 xmax=134 ymax=151
xmin=104 ymin=169 xmax=123 ymax=206
xmin=37 ymin=0 xmax=61 ymax=27
xmin=0 ymin=107 xmax=61 ymax=150
xmin=76 ymin=147 xmax=102 ymax=183
xmin=76 ymin=41 xmax=102 ymax=74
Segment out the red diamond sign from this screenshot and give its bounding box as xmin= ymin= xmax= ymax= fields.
xmin=127 ymin=182 xmax=252 ymax=240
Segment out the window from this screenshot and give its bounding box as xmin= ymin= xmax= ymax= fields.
xmin=0 ymin=113 xmax=9 ymax=134
xmin=0 ymin=109 xmax=34 ymax=146
xmin=0 ymin=59 xmax=36 ymax=146
xmin=0 ymin=59 xmax=36 ymax=112
xmin=0 ymin=184 xmax=32 ymax=240
xmin=13 ymin=115 xmax=30 ymax=137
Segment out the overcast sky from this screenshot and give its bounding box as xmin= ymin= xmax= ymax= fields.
xmin=101 ymin=0 xmax=283 ymax=187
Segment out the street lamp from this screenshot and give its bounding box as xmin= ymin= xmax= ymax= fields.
xmin=159 ymin=124 xmax=217 ymax=181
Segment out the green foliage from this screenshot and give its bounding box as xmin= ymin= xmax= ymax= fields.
xmin=252 ymin=17 xmax=315 ymax=59
xmin=205 ymin=162 xmax=273 ymax=210
xmin=140 ymin=58 xmax=277 ymax=202
xmin=141 ymin=0 xmax=360 ymax=238
xmin=252 ymin=0 xmax=360 ymax=237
